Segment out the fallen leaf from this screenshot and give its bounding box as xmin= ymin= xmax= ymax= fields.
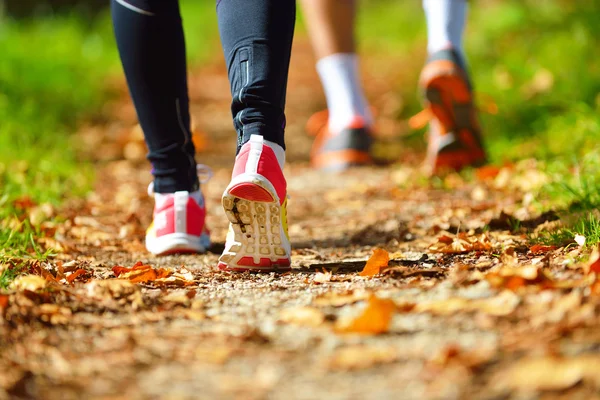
xmin=37 ymin=304 xmax=72 ymax=325
xmin=313 ymin=270 xmax=332 ymax=284
xmin=0 ymin=294 xmax=8 ymax=309
xmin=428 ymin=345 xmax=496 ymax=371
xmin=195 ymin=346 xmax=235 ymax=365
xmin=583 ymin=247 xmax=600 ymax=275
xmin=155 ymin=276 xmax=194 ymax=287
xmin=66 ymin=269 xmax=88 ymax=284
xmin=13 ymin=196 xmax=36 ymax=211
xmin=476 ymin=165 xmax=502 ymax=181
xmin=495 ymin=355 xmax=600 ymax=391
xmin=181 ymin=309 xmax=206 ymax=321
xmin=163 ymin=290 xmax=193 ymax=304
xmin=113 ymin=262 xmax=171 ymax=283
xmin=85 ymin=279 xmax=144 ymax=309
xmin=328 ymin=345 xmax=398 ymax=370
xmin=574 ymin=234 xmax=586 ymax=247
xmin=359 ymin=248 xmax=390 ymax=277
xmin=313 ymin=291 xmax=370 ymax=307
xmin=530 ymin=244 xmax=557 ymax=255
xmin=429 ymin=233 xmax=492 ymax=254
xmin=335 ymin=295 xmax=396 ymax=334
xmin=415 ymin=291 xmax=519 ymax=316
xmin=280 ymin=306 xmax=325 ymax=327
xmin=10 ymin=275 xmax=47 ymax=292
xmin=486 ymin=265 xmax=554 ymax=291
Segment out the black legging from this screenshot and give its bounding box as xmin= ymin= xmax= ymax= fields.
xmin=111 ymin=0 xmax=295 ymax=193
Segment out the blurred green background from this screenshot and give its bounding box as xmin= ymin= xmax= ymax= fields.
xmin=1 ymin=0 xmax=599 ymax=258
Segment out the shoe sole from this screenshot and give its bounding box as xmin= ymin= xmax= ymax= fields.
xmin=146 ymin=232 xmax=210 ymax=256
xmin=422 ymin=61 xmax=487 ymax=173
xmin=218 ymin=174 xmax=291 ymax=272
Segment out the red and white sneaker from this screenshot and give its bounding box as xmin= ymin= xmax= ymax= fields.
xmin=218 ymin=135 xmax=292 ymax=272
xmin=145 ymin=169 xmax=211 ymax=255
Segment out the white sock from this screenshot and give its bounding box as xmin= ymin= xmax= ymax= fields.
xmin=264 ymin=140 xmax=286 ymax=170
xmin=423 ymin=0 xmax=467 ymax=59
xmin=316 ymin=53 xmax=373 ymax=133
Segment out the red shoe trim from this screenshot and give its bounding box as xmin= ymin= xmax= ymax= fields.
xmin=186 ymin=198 xmax=205 ymax=236
xmin=233 ymin=142 xmax=287 ymax=205
xmin=217 ymin=259 xmax=291 ymax=272
xmin=238 ymin=256 xmax=291 ymax=268
xmin=229 ymin=183 xmax=274 ymax=202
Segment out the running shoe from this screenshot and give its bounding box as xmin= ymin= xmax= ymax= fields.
xmin=218 ymin=134 xmax=291 ymax=272
xmin=145 ymin=168 xmax=211 ymax=255
xmin=307 ymin=110 xmax=373 ymax=171
xmin=418 ymin=48 xmax=487 ymax=174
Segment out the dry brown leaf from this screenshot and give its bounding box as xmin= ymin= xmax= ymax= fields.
xmin=66 ymin=269 xmax=88 ymax=284
xmin=496 ymin=355 xmax=600 ymax=391
xmin=328 ymin=345 xmax=398 ymax=370
xmin=10 ymin=275 xmax=47 ymax=292
xmin=155 ymin=271 xmax=196 ymax=287
xmin=584 ymin=247 xmax=600 ymax=275
xmin=313 ymin=291 xmax=370 ymax=307
xmin=476 ymin=165 xmax=502 ymax=181
xmin=85 ymin=279 xmax=144 ymax=309
xmin=0 ymin=294 xmax=8 ymax=309
xmin=113 ymin=261 xmax=171 ymax=284
xmin=486 ymin=265 xmax=554 ymax=291
xmin=313 ymin=270 xmax=332 ymax=284
xmin=180 ymin=309 xmax=206 ymax=321
xmin=428 ymin=345 xmax=496 ymax=372
xmin=359 ymin=248 xmax=389 ymax=277
xmin=415 ymin=291 xmax=519 ymax=316
xmin=335 ymin=295 xmax=395 ymax=334
xmin=280 ymin=306 xmax=325 ymax=327
xmin=37 ymin=304 xmax=72 ymax=325
xmin=529 ymin=244 xmax=557 ymax=255
xmin=195 ymin=346 xmax=235 ymax=365
xmin=430 ymin=233 xmax=493 ymax=254
xmin=13 ymin=196 xmax=36 ymax=211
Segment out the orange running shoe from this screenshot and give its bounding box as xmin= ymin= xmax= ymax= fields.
xmin=307 ymin=110 xmax=373 ymax=172
xmin=419 ymin=48 xmax=487 ymax=174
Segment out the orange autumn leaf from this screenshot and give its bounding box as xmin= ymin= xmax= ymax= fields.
xmin=112 ymin=262 xmax=172 ymax=283
xmin=0 ymin=294 xmax=8 ymax=309
xmin=530 ymin=244 xmax=557 ymax=255
xmin=66 ymin=269 xmax=88 ymax=284
xmin=336 ymin=295 xmax=396 ymax=335
xmin=128 ymin=269 xmax=158 ymax=283
xmin=430 ymin=233 xmax=492 ymax=254
xmin=112 ymin=265 xmax=132 ymax=277
xmin=584 ymin=247 xmax=600 ymax=275
xmin=13 ymin=196 xmax=36 ymax=211
xmin=438 ymin=235 xmax=454 ymax=244
xmin=359 ymin=248 xmax=390 ymax=277
xmin=504 ymin=276 xmax=527 ymax=291
xmin=591 ymin=280 xmax=600 ymax=295
xmin=476 ymin=165 xmax=502 ymax=181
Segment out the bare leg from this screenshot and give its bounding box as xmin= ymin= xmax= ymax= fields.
xmin=300 ymin=0 xmax=356 ymax=59
xmin=300 ymin=0 xmax=373 ymax=171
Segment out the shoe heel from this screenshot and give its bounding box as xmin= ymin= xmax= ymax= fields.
xmin=228 ymin=182 xmax=274 ymax=203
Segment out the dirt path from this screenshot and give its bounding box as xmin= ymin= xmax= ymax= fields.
xmin=2 ymin=39 xmax=600 ymax=400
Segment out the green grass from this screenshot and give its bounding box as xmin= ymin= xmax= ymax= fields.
xmin=0 ymin=13 xmax=115 ymax=271
xmin=0 ymin=2 xmax=219 ymax=286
